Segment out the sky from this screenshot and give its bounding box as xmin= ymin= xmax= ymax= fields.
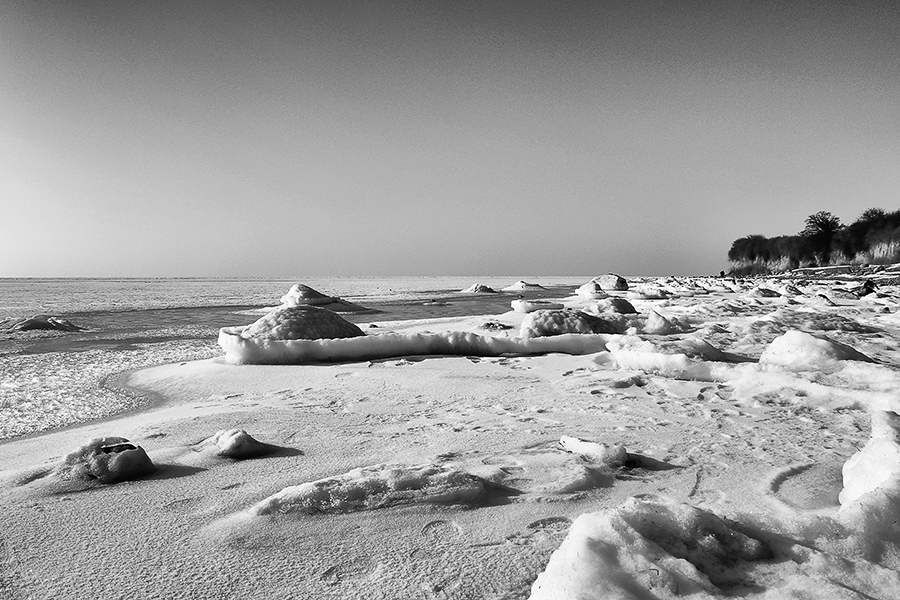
xmin=2 ymin=0 xmax=899 ymax=277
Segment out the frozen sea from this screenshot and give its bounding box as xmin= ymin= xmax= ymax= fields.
xmin=0 ymin=276 xmax=592 ymax=440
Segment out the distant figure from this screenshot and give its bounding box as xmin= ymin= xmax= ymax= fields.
xmin=719 ymin=270 xmax=725 ymax=278
xmin=853 ymin=279 xmax=877 ymax=297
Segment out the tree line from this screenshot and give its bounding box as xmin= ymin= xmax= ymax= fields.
xmin=728 ymin=208 xmax=900 ymax=275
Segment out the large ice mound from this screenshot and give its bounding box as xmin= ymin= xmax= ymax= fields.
xmin=242 ymin=306 xmax=365 ymax=340
xmin=529 ymin=497 xmax=773 ymax=599
xmin=246 ymin=463 xmax=486 ymax=515
xmin=759 ymin=329 xmax=874 ymax=371
xmin=55 ymin=437 xmax=156 ymax=484
xmin=520 ymin=309 xmax=625 ymax=338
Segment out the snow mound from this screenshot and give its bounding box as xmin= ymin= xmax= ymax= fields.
xmin=246 ymin=463 xmax=486 ymax=515
xmin=459 ymin=283 xmax=497 ymax=293
xmin=520 ymin=309 xmax=625 ymax=338
xmin=840 ymin=411 xmax=900 ymax=508
xmin=575 ymin=280 xmax=609 ymax=300
xmin=219 ymin=327 xmax=611 ymax=364
xmin=759 ymin=330 xmax=874 ymax=371
xmin=241 ymin=306 xmax=365 ymax=341
xmin=529 ymin=497 xmax=772 ymax=599
xmin=590 ymin=273 xmax=628 ymax=291
xmin=590 ymin=297 xmax=637 ymax=314
xmin=502 ymin=280 xmax=546 ymax=291
xmin=55 ymin=437 xmax=156 ymax=484
xmin=196 ymin=429 xmax=273 ymax=459
xmin=643 ymin=310 xmax=685 ymax=335
xmin=511 ymin=299 xmax=564 ymax=313
xmin=559 ymin=436 xmax=626 ymax=467
xmin=280 ymin=283 xmax=335 ymax=306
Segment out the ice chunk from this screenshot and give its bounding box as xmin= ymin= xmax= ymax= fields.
xmin=529 ymin=498 xmax=772 ymax=599
xmin=247 ymin=463 xmax=486 ymax=515
xmin=55 ymin=437 xmax=155 ymax=484
xmin=597 ymin=273 xmax=628 ymax=291
xmin=241 ymin=306 xmax=365 ymax=341
xmin=759 ymin=330 xmax=874 ymax=371
xmin=459 ymin=283 xmax=497 ymax=293
xmin=511 ymin=299 xmax=564 ymax=313
xmin=520 ymin=309 xmax=625 ymax=338
xmin=840 ymin=411 xmax=900 ymax=508
xmin=575 ymin=280 xmax=609 ymax=300
xmin=643 ymin=310 xmax=684 ymax=335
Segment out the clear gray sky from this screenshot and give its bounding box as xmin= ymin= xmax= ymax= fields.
xmin=3 ymin=1 xmax=898 ymax=277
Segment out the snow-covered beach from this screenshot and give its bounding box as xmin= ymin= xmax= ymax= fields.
xmin=3 ymin=273 xmax=900 ymax=599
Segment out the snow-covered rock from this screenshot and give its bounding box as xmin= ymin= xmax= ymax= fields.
xmin=241 ymin=306 xmax=365 ymax=341
xmin=575 ymin=280 xmax=609 ymax=300
xmin=5 ymin=315 xmax=84 ymax=332
xmin=55 ymin=437 xmax=156 ymax=484
xmin=594 ymin=297 xmax=637 ymax=314
xmin=593 ymin=273 xmax=628 ymax=291
xmin=196 ymin=429 xmax=272 ymax=459
xmin=460 ymin=283 xmax=498 ymax=293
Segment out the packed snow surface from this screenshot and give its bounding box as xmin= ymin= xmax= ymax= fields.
xmin=9 ymin=272 xmax=900 ymax=599
xmin=246 ymin=463 xmax=486 ymax=515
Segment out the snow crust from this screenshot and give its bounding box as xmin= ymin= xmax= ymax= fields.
xmin=246 ymin=463 xmax=486 ymax=515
